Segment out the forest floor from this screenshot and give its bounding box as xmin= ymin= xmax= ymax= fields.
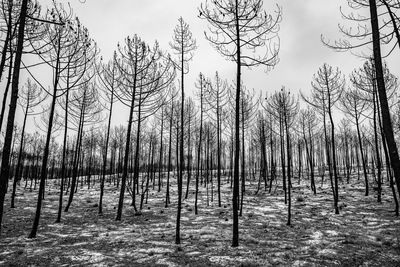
xmin=1 ymin=174 xmax=400 ymax=266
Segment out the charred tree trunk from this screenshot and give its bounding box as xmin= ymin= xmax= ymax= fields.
xmin=0 ymin=0 xmax=28 ymax=235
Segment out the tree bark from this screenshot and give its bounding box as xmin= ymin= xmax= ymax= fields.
xmin=368 ymin=0 xmax=400 ymax=202
xmin=0 ymin=0 xmax=27 ymax=234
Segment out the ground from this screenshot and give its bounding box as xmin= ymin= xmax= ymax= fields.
xmin=1 ymin=174 xmax=400 ymax=266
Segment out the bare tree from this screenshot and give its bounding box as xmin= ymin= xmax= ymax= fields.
xmin=114 ymin=35 xmax=174 ymax=221
xmin=236 ymin=87 xmax=258 ymax=216
xmin=204 ymin=71 xmax=228 ymax=207
xmin=0 ymin=0 xmax=18 ymax=133
xmin=28 ymin=2 xmax=96 ymax=237
xmin=169 ymin=16 xmax=197 ymax=245
xmin=64 ymin=81 xmax=102 ymax=212
xmin=324 ymin=0 xmax=400 ymax=205
xmin=0 ymin=1 xmax=41 ymax=132
xmin=194 ymin=73 xmax=205 ymax=214
xmin=54 ymin=17 xmax=98 ymax=223
xmin=350 ymin=60 xmax=397 ymax=201
xmin=199 ymin=0 xmax=281 ymax=247
xmin=184 ymin=97 xmax=197 ymax=200
xmin=298 ymin=107 xmax=318 ymax=195
xmin=267 ymin=87 xmax=299 ymax=225
xmin=340 ymin=87 xmax=370 ymax=195
xmin=130 ymin=65 xmax=171 ymax=212
xmin=302 ymin=63 xmax=344 ymax=214
xmin=11 ymin=79 xmax=45 ymax=208
xmin=165 ymin=86 xmax=178 ymax=209
xmin=96 ymin=57 xmax=118 ymax=215
xmin=0 ymin=0 xmax=28 ymax=235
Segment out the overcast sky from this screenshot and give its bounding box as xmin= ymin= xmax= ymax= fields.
xmin=20 ymin=0 xmax=400 ymax=129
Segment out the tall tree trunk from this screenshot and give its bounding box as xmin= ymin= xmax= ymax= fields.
xmin=0 ymin=0 xmax=12 ymax=84
xmin=239 ymin=96 xmax=245 ymax=216
xmin=158 ymin=108 xmax=164 ymax=193
xmin=195 ymin=75 xmax=204 ymax=214
xmin=323 ymin=110 xmax=337 ymax=213
xmin=176 ymin=43 xmax=185 ymax=245
xmin=280 ymin=113 xmax=287 ymax=204
xmin=368 ymin=0 xmax=400 ymax=202
xmin=326 ymin=73 xmax=339 ymax=214
xmin=308 ymin=124 xmax=316 ymax=194
xmin=0 ymin=1 xmax=13 ymax=131
xmin=0 ymin=51 xmax=13 ymax=133
xmin=116 ymin=62 xmax=137 ymax=220
xmin=56 ymin=71 xmax=70 ymax=222
xmin=185 ymin=110 xmax=192 ymax=199
xmin=217 ymin=94 xmax=222 ymax=207
xmin=372 ymin=88 xmax=382 ymax=202
xmin=285 ymin=113 xmax=291 ymax=226
xmin=99 ymin=88 xmax=113 ymax=214
xmin=29 ymin=91 xmax=58 ymax=238
xmin=232 ymin=2 xmax=241 ymax=247
xmin=269 ymin=116 xmax=275 ymax=193
xmin=165 ymin=99 xmax=174 ymax=208
xmin=356 ymin=116 xmax=368 ymax=196
xmin=65 ymin=102 xmax=85 ymax=212
xmin=11 ymin=98 xmax=29 ymax=208
xmin=377 ymin=90 xmax=399 ymax=215
xmin=131 ymin=88 xmax=143 ymax=212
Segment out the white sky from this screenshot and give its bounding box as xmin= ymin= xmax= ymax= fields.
xmin=16 ymin=0 xmax=400 ymax=132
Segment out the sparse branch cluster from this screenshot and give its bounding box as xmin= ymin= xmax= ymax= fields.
xmin=199 ymin=0 xmax=281 ymax=67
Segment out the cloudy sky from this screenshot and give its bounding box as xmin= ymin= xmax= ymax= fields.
xmin=63 ymin=0 xmax=400 ymax=86
xmin=21 ymin=0 xmax=400 ymax=128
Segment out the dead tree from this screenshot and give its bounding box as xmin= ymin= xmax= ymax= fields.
xmin=169 ymin=16 xmax=197 ymax=245
xmin=323 ymin=0 xmax=400 ymax=206
xmin=11 ymin=79 xmax=45 ymax=208
xmin=0 ymin=0 xmax=18 ymax=132
xmin=0 ymin=0 xmax=28 ymax=235
xmin=340 ymin=87 xmax=370 ymax=195
xmin=199 ymin=0 xmax=281 ymax=247
xmin=96 ymin=57 xmax=118 ymax=215
xmin=350 ymin=60 xmax=397 ymax=201
xmin=302 ymin=64 xmax=344 ymax=214
xmin=184 ymin=97 xmax=197 ymax=199
xmin=64 ymin=81 xmax=102 ymax=212
xmin=267 ymin=87 xmax=299 ymax=225
xmin=298 ymin=107 xmax=318 ymax=194
xmin=114 ymin=35 xmax=174 ymax=221
xmin=203 ymin=71 xmax=228 ymax=207
xmin=28 ymin=3 xmax=96 ymax=237
xmin=194 ymin=73 xmax=205 ymax=214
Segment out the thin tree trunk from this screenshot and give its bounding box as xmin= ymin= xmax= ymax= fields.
xmin=232 ymin=4 xmax=241 ymax=247
xmin=285 ymin=114 xmax=292 ymax=226
xmin=99 ymin=88 xmax=114 ymax=214
xmin=195 ymin=75 xmax=204 ymax=214
xmin=356 ymin=116 xmax=368 ymax=196
xmin=65 ymin=102 xmax=85 ymax=212
xmin=115 ymin=62 xmax=137 ymax=221
xmin=11 ymin=97 xmax=29 ymax=208
xmin=158 ymin=108 xmax=164 ymax=193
